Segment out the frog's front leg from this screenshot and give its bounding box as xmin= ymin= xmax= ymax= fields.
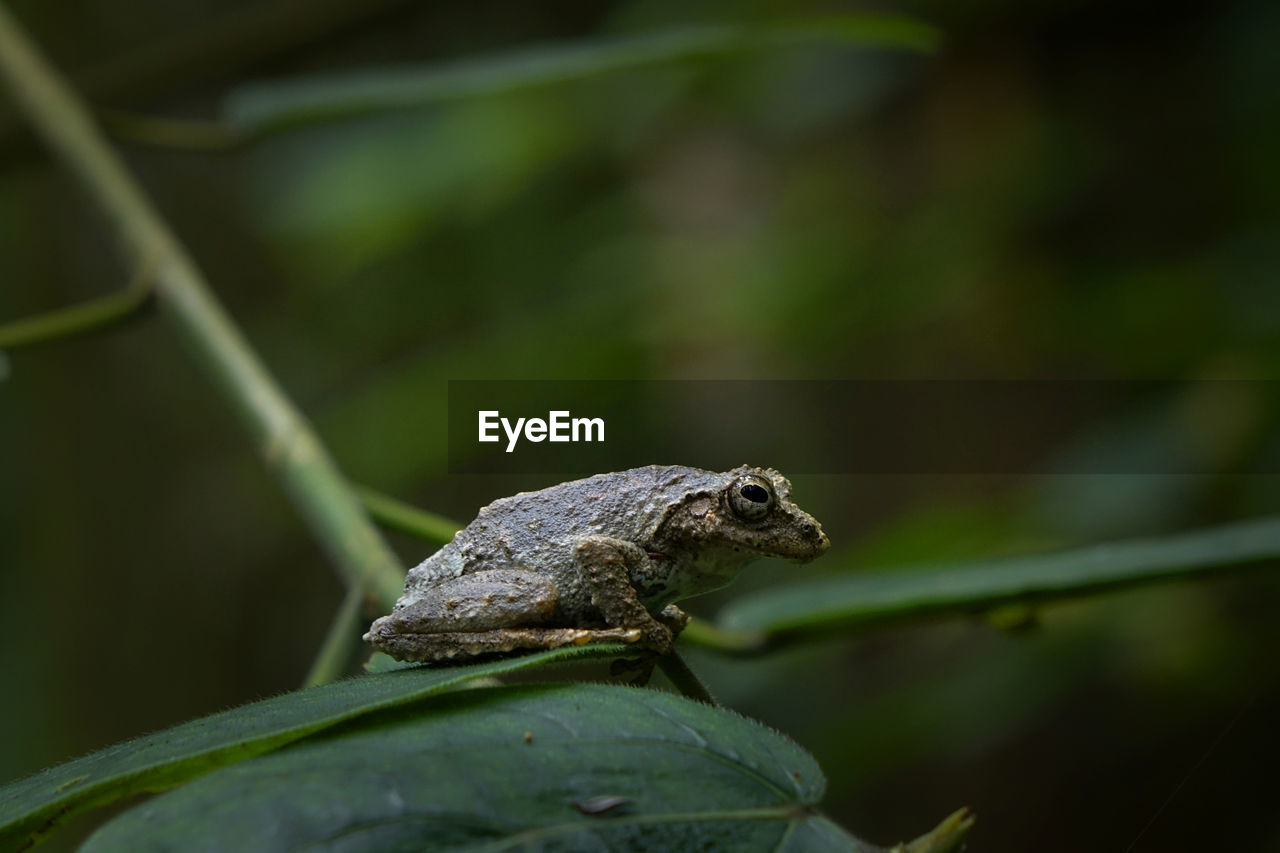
xmin=573 ymin=535 xmax=680 ymax=654
xmin=363 ymin=568 xmax=645 ymax=663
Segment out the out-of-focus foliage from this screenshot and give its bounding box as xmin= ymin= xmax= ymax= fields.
xmin=2 ymin=0 xmax=1279 ymax=851
xmin=713 ymin=513 xmax=1280 ymax=640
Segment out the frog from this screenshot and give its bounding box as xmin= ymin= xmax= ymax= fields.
xmin=364 ymin=464 xmax=829 ymax=663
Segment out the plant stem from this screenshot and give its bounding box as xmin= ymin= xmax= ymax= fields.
xmin=100 ymin=110 xmax=250 ymax=151
xmin=0 ymin=0 xmax=418 ymax=153
xmin=898 ymin=807 xmax=975 ymax=853
xmin=0 ymin=5 xmax=405 ymax=674
xmin=712 ymin=512 xmax=1280 ymax=653
xmin=657 ymin=651 xmax=718 ymax=706
xmin=0 ymin=283 xmax=153 ymax=350
xmin=0 ymin=249 xmax=158 ymax=350
xmin=678 ymin=618 xmax=768 ymax=654
xmin=303 ymin=587 xmax=368 ymax=688
xmin=355 ymin=485 xmax=460 ymax=546
xmin=227 ymin=16 xmax=940 ymax=137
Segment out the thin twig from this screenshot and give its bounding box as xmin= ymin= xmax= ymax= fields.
xmin=657 ymin=651 xmax=718 ymax=706
xmin=355 ymin=484 xmax=460 ymax=546
xmin=677 ymin=618 xmax=769 ymax=655
xmin=898 ymin=808 xmax=975 ymax=853
xmin=0 ymin=283 xmax=153 ymax=350
xmin=0 ymin=250 xmax=157 ymax=351
xmin=100 ymin=110 xmax=250 ymax=151
xmin=0 ymin=5 xmax=406 ymax=682
xmin=303 ymin=586 xmax=368 ymax=688
xmin=0 ymin=0 xmax=417 ymax=153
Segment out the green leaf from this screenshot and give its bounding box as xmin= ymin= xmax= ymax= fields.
xmin=0 ymin=645 xmax=627 ymax=851
xmin=81 ymin=683 xmax=884 ymax=852
xmin=225 ymin=15 xmax=940 ymax=133
xmin=717 ymin=514 xmax=1280 ymax=642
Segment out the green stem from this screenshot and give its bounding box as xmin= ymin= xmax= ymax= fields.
xmin=657 ymin=651 xmax=718 ymax=706
xmin=355 ymin=485 xmax=460 ymax=546
xmin=100 ymin=110 xmax=250 ymax=151
xmin=0 ymin=282 xmax=153 ymax=350
xmin=303 ymin=587 xmax=367 ymax=688
xmin=228 ymin=16 xmax=941 ymax=137
xmin=707 ymin=513 xmax=1280 ymax=655
xmin=897 ymin=807 xmax=975 ymax=853
xmin=0 ymin=0 xmax=417 ymax=153
xmin=677 ymin=618 xmax=768 ymax=654
xmin=0 ymin=5 xmax=405 ymax=665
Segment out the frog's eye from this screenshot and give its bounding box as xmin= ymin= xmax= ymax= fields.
xmin=729 ymin=476 xmax=775 ymax=521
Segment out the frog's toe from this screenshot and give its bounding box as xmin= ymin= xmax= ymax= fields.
xmin=640 ymin=620 xmax=675 ymax=654
xmin=656 ymin=604 xmax=690 ymax=634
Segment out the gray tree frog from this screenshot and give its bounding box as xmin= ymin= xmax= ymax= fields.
xmin=364 ymin=464 xmax=828 ymax=663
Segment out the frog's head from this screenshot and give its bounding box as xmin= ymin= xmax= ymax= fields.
xmin=660 ymin=465 xmax=830 ymax=562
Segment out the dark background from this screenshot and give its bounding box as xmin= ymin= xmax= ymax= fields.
xmin=2 ymin=0 xmax=1279 ymax=850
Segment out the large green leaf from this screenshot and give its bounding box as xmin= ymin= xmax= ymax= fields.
xmin=0 ymin=645 xmax=626 ymax=851
xmin=225 ymin=15 xmax=940 ymax=133
xmin=714 ymin=513 xmax=1280 ymax=643
xmin=82 ymin=683 xmax=882 ymax=852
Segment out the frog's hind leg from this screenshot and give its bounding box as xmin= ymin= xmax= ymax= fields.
xmin=367 ymin=625 xmax=645 ymax=663
xmin=364 ymin=569 xmax=644 ymax=663
xmin=391 ymin=569 xmax=558 ymax=626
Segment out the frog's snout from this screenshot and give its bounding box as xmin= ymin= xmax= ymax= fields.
xmin=811 ymin=523 xmax=831 ymax=554
xmin=806 ymin=522 xmax=831 ymax=559
xmin=784 ymin=510 xmax=829 ymax=561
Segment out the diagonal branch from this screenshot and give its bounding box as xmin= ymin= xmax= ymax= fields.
xmin=0 ymin=3 xmax=405 ymax=679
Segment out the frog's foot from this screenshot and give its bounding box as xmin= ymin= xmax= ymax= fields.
xmin=573 ymin=535 xmax=678 ymax=655
xmin=607 ymin=607 xmax=689 ymax=685
xmin=364 ymin=625 xmax=644 ymax=664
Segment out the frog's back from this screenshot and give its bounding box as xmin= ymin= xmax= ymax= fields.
xmin=399 ymin=466 xmax=726 ymax=600
xmin=455 ymin=465 xmax=723 ymax=572
xmin=398 ymin=465 xmax=729 ymax=606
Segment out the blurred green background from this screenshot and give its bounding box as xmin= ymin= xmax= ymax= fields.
xmin=2 ymin=0 xmax=1279 ymax=850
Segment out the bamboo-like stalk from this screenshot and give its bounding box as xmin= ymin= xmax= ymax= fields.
xmin=0 ymin=5 xmax=405 ymax=679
